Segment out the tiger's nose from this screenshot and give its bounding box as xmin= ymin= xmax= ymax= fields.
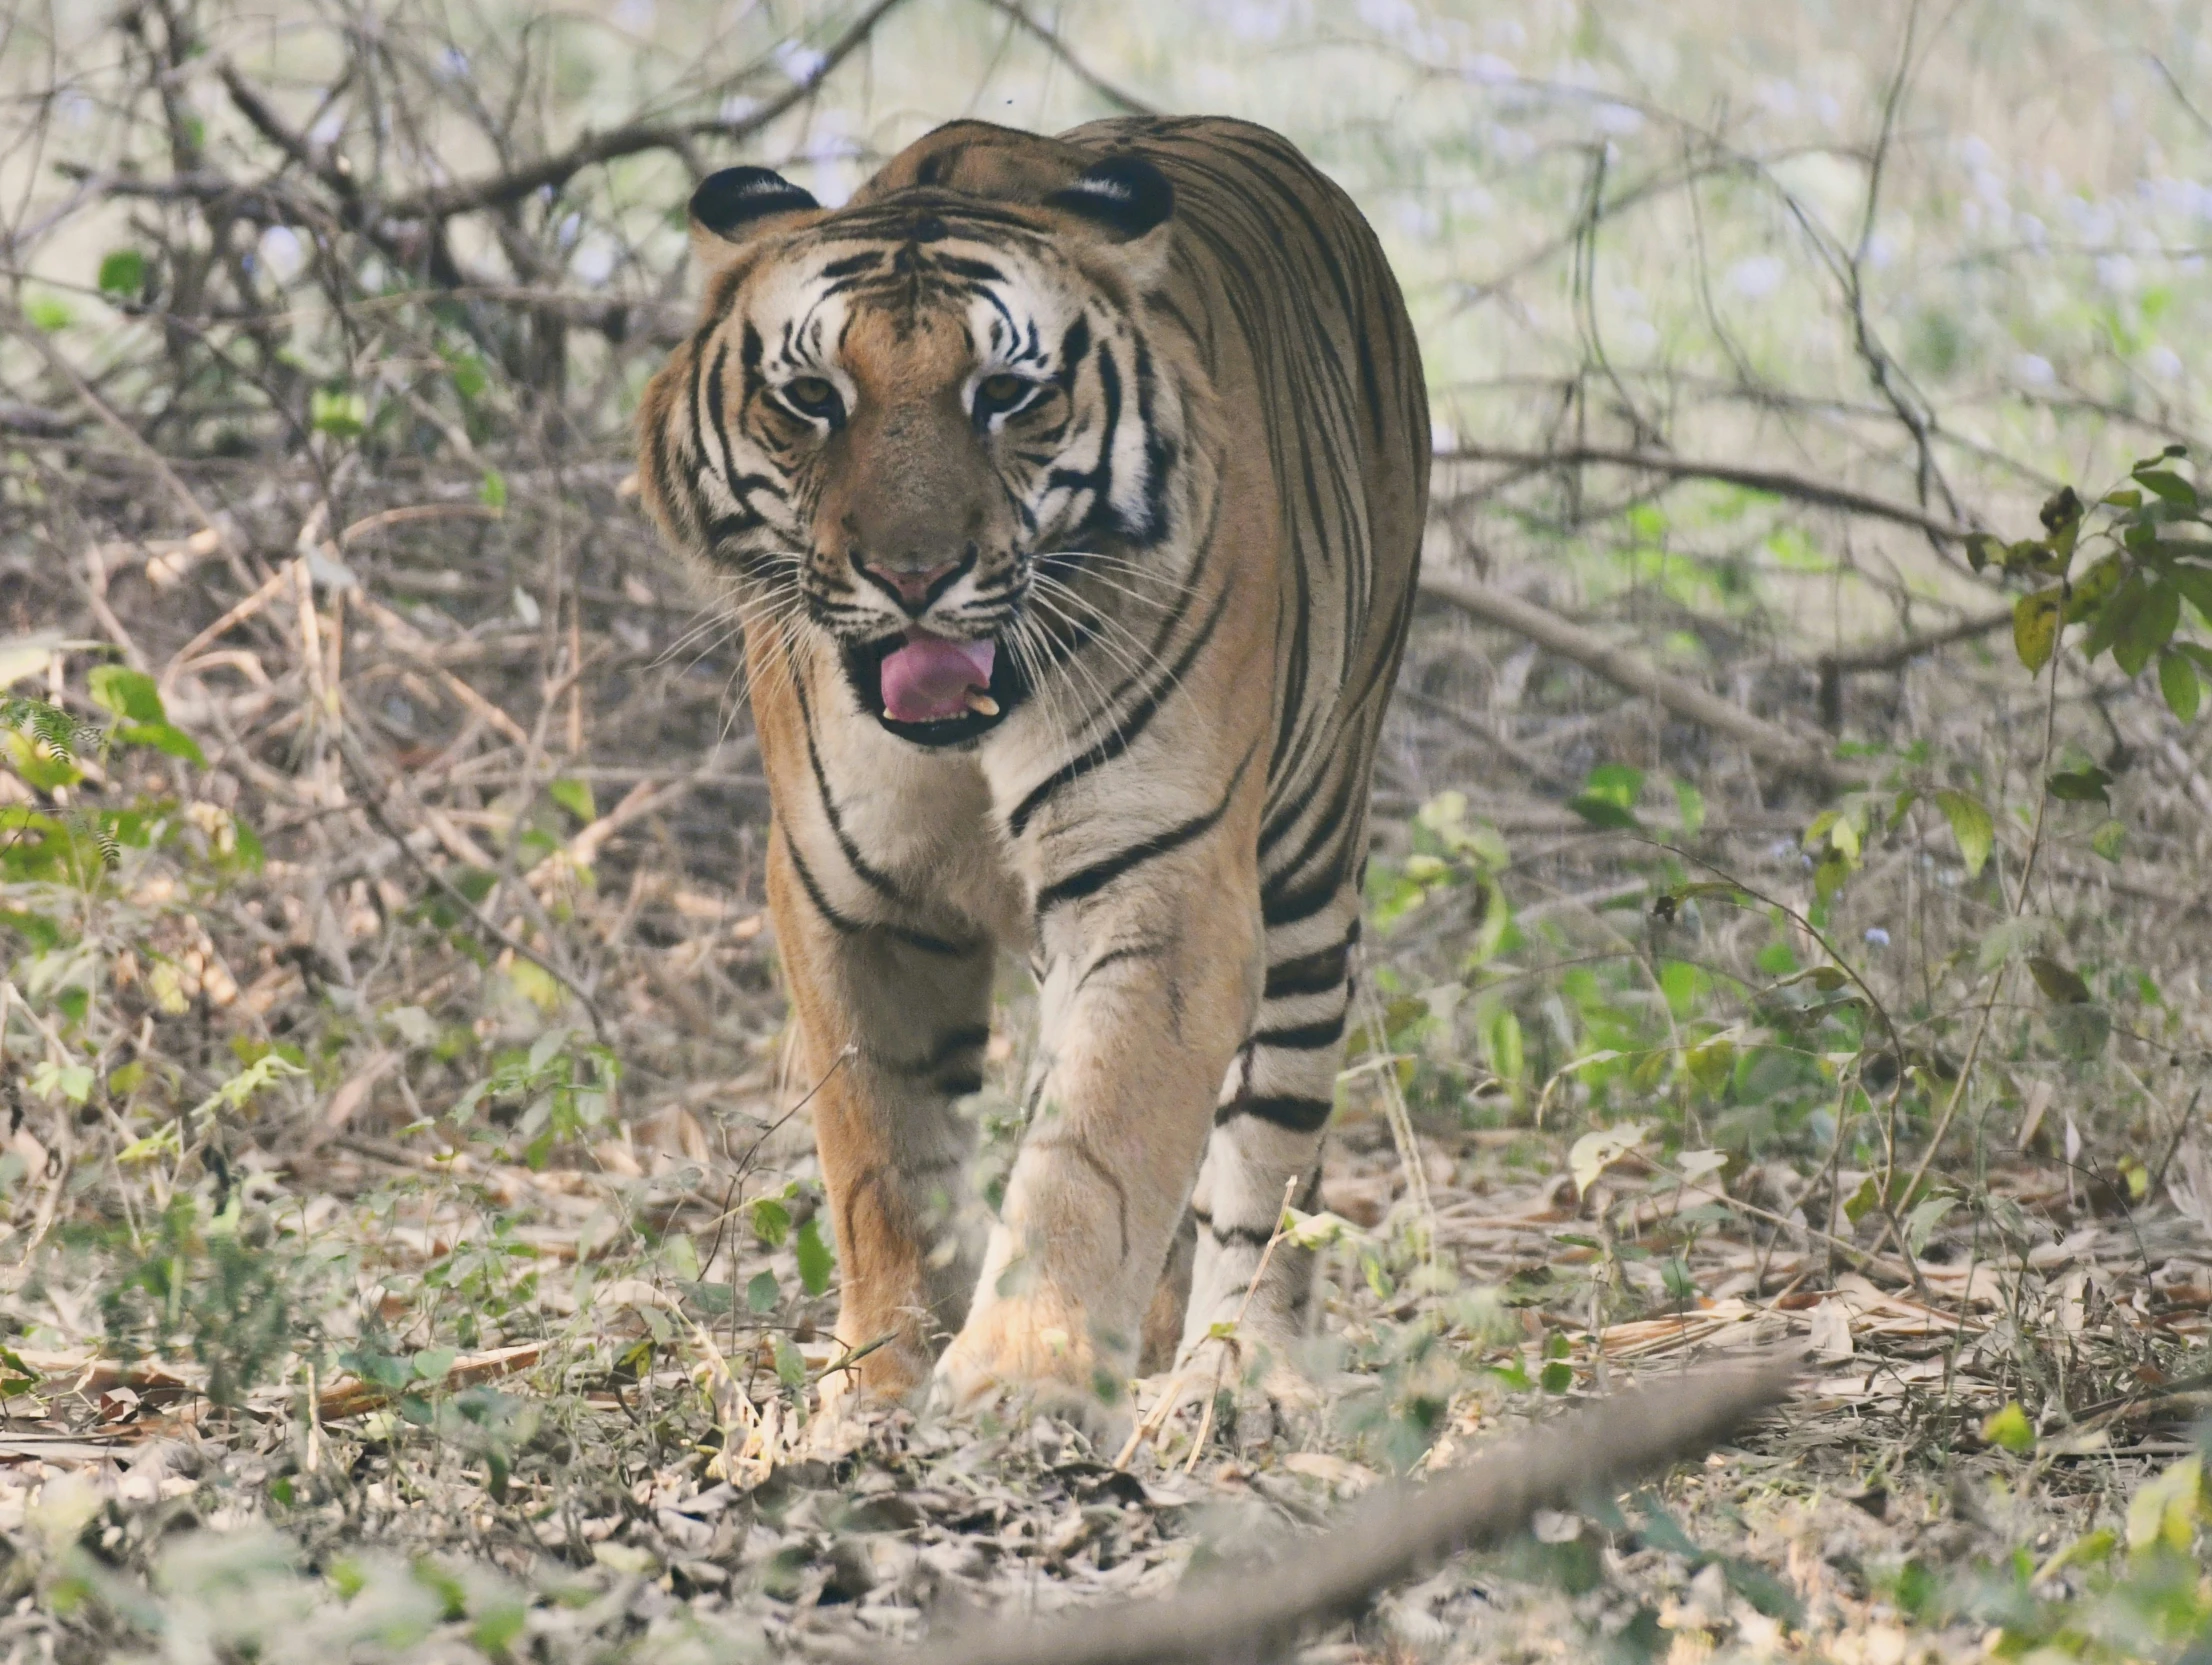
xmin=854 ymin=555 xmax=962 ymax=612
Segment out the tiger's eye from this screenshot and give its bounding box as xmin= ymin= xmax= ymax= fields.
xmin=980 ymin=373 xmax=1025 ymax=404
xmin=783 ymin=376 xmax=840 ymax=417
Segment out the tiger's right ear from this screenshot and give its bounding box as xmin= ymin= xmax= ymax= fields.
xmin=688 ymin=166 xmax=821 ymax=274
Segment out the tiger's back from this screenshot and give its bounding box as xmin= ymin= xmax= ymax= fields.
xmin=638 ymin=115 xmax=1426 ymax=1409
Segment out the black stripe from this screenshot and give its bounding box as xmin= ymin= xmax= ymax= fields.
xmin=1209 ymin=1220 xmax=1274 ymax=1248
xmin=782 ymin=835 xmax=862 ymax=937
xmin=1033 ymin=742 xmax=1254 ymax=915
xmin=1213 ymin=1094 xmax=1333 ymax=1133
xmin=1251 ymin=1013 xmax=1346 ymax=1051
xmin=783 ymin=837 xmax=974 ymax=959
xmin=1072 ymin=936 xmax=1175 ymax=996
xmin=1264 ymin=940 xmax=1350 ymax=1000
xmin=1005 ymin=578 xmax=1232 ymax=839
xmin=922 ymin=1025 xmax=990 ymax=1071
xmin=790 ymin=674 xmax=904 ymax=904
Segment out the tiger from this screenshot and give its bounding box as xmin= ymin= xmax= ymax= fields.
xmin=636 ymin=115 xmax=1428 ymax=1417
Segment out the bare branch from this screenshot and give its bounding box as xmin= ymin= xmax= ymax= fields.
xmin=1418 ymin=569 xmax=1865 ymax=787
xmin=975 ymin=0 xmax=1160 ymax=117
xmin=382 ymin=0 xmax=916 ymax=221
xmin=1818 ymin=604 xmax=2012 ymax=675
xmin=1437 ymin=441 xmax=1982 ymax=543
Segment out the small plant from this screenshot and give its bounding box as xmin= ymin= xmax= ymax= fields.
xmin=81 ymin=1194 xmax=299 ymax=1408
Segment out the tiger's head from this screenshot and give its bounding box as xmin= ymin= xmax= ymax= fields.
xmin=638 ymin=128 xmax=1195 ymax=748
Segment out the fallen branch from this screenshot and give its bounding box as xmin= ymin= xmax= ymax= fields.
xmin=315 ymin=1341 xmax=544 ymax=1421
xmin=1417 ymin=570 xmax=1864 ymax=787
xmin=902 ymin=1356 xmax=1796 ymax=1665
xmin=1438 ymin=441 xmax=1981 ymax=543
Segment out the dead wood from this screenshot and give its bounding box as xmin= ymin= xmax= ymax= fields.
xmin=1417 ymin=570 xmax=1864 ymax=787
xmin=902 ymin=1356 xmax=1797 ymax=1665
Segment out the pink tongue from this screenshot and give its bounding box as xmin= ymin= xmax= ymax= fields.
xmin=879 ymin=632 xmax=997 ymax=723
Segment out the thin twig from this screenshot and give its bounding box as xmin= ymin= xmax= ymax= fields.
xmin=337 ymin=741 xmax=611 ymax=1040
xmin=1420 ymin=568 xmax=1864 ymax=786
xmin=1436 ymin=441 xmax=1980 ymax=543
xmin=382 ymin=0 xmax=916 ymax=219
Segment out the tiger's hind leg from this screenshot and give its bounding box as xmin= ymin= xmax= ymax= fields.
xmin=1180 ymin=879 xmax=1363 ymax=1395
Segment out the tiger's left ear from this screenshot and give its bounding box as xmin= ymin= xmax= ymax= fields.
xmin=1044 ymin=155 xmax=1174 ymax=285
xmin=688 ymin=166 xmax=821 ymax=276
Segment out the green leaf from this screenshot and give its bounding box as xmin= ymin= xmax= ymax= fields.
xmin=2012 ymin=588 xmax=2063 ymax=672
xmin=1539 ymin=1359 xmax=1573 ymax=1393
xmin=1964 ymin=533 xmax=2001 ymax=573
xmin=1904 ymin=1194 xmax=1957 ymax=1256
xmin=2027 ymin=955 xmax=2093 ymax=1004
xmin=2047 ymin=765 xmax=2112 ymax=805
xmin=310 ymin=387 xmax=368 ymax=439
xmin=547 ymin=777 xmax=596 ymax=824
xmin=795 ymin=1215 xmax=835 ymax=1297
xmin=746 ymin=1270 xmax=780 ymax=1314
xmin=2160 ymin=649 xmax=2201 ymax=721
xmin=678 ymin=1280 xmax=733 ymax=1315
xmin=2090 ymin=819 xmax=2125 ymax=862
xmin=2080 ymin=572 xmax=2140 ymax=662
xmin=410 ymin=1347 xmax=457 ymax=1382
xmin=88 ymin=665 xmax=165 ymax=723
xmin=1842 ymin=1174 xmax=1881 ymax=1225
xmin=25 ymin=292 xmax=72 ymax=332
xmin=97 ymin=248 xmax=146 ymax=296
xmin=2066 ymin=552 xmax=2125 ymax=623
xmin=1981 ymin=1400 xmax=2036 ymax=1454
xmin=2114 ymin=581 xmax=2180 ymax=677
xmin=771 ymin=1335 xmax=806 ymax=1390
xmin=2050 ymin=1002 xmax=2111 ymax=1060
xmin=2130 ymin=466 xmax=2198 ymax=507
xmin=0 ymin=1346 xmax=41 ymax=1399
xmin=0 ymin=909 xmax=61 ymax=951
xmin=749 ymin=1196 xmax=790 ymax=1248
xmin=1567 ymin=762 xmax=1645 ymax=829
xmin=1483 ymin=1007 xmax=1525 ymax=1084
xmin=1672 ymin=778 xmax=1705 ymax=836
xmin=1568 ymin=1122 xmax=1648 ymax=1197
xmin=1580 ymin=762 xmax=1644 ymax=810
xmin=478 ymin=468 xmax=507 ymax=509
xmin=1812 ymin=850 xmax=1850 ymax=905
xmin=448 ymin=353 xmax=489 ymax=400
xmin=2126 ymin=1454 xmax=2204 ymax=1553
xmin=1933 ymin=790 xmax=1993 ymax=878
xmin=114 ymin=722 xmax=205 ymax=765
xmin=2101 ymin=488 xmax=2143 ymax=509
xmin=1566 ymin=795 xmax=1636 ymax=830
xmin=1721 ymin=1557 xmax=1805 ymax=1626
xmin=2174 ymin=565 xmax=2212 ymax=623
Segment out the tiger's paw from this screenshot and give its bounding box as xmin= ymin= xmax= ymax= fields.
xmin=1131 ymin=1333 xmax=1319 ymax=1458
xmin=929 ymin=1300 xmax=1132 ymax=1446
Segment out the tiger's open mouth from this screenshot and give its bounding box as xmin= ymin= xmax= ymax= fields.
xmin=841 ymin=626 xmax=1027 ymax=746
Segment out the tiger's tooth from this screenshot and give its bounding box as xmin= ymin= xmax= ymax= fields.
xmin=964 ymin=690 xmax=1000 ymax=717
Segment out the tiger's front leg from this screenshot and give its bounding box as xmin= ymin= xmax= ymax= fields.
xmin=934 ymin=799 xmax=1264 ymax=1411
xmin=766 ymin=826 xmax=996 ymax=1404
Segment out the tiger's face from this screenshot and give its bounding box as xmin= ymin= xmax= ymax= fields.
xmin=641 ymin=157 xmax=1186 ymax=748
